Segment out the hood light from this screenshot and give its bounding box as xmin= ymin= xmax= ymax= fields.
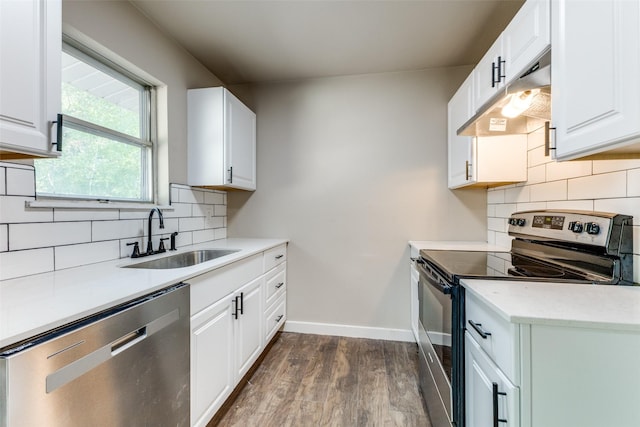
xmin=501 ymin=89 xmax=540 ymax=118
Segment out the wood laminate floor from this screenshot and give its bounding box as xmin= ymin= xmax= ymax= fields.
xmin=214 ymin=332 xmax=431 ymax=427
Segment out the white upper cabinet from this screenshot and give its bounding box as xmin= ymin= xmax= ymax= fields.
xmin=188 ymin=87 xmax=257 ymax=191
xmin=449 ymin=73 xmax=528 ymax=189
xmin=474 ymin=0 xmax=550 ymax=109
xmin=0 ymin=0 xmax=61 ymax=159
xmin=551 ymin=0 xmax=640 ymax=159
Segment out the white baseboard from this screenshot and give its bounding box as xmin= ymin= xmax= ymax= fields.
xmin=283 ymin=320 xmax=416 ymax=342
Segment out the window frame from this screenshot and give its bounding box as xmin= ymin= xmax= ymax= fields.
xmin=35 ymin=36 xmax=157 ymax=204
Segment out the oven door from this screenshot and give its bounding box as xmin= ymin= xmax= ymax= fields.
xmin=417 ymin=259 xmax=453 ymax=427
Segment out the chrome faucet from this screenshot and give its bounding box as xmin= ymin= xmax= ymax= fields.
xmin=146 ymin=208 xmax=165 ymax=255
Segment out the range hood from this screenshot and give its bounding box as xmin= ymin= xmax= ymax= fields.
xmin=458 ymin=50 xmax=551 ymax=137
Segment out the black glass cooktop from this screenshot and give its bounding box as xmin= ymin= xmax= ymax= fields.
xmin=420 ymin=250 xmax=512 ymax=281
xmin=420 ymin=249 xmax=594 ymax=284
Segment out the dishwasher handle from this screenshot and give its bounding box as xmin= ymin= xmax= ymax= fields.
xmin=46 ymin=308 xmax=179 ymax=393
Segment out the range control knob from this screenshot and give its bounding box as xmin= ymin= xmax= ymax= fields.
xmin=585 ymin=222 xmax=600 ymax=235
xmin=568 ymin=221 xmax=583 ymax=233
xmin=516 ymin=218 xmax=526 ymax=227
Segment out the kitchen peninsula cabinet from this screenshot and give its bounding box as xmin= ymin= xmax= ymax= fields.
xmin=551 ymin=0 xmax=640 ymax=159
xmin=188 ymin=87 xmax=257 ymax=190
xmin=463 ymin=281 xmax=640 ymax=427
xmin=0 ymin=0 xmax=61 ymax=159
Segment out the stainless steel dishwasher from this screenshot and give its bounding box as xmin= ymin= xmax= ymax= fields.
xmin=0 ymin=283 xmax=190 ymax=427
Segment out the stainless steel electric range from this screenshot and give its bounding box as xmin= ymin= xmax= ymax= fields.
xmin=415 ymin=210 xmax=635 ymax=427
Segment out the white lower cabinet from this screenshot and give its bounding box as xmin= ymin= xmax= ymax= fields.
xmin=189 ymin=245 xmax=288 ymax=427
xmin=465 ymin=332 xmax=519 ymax=427
xmin=465 ymin=287 xmax=640 ymax=427
xmin=191 ymin=292 xmax=235 ymax=427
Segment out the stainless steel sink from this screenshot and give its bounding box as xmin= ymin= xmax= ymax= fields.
xmin=123 ymin=249 xmax=240 ymax=269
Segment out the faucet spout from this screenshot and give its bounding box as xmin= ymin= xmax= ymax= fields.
xmin=147 ymin=208 xmax=165 ymax=255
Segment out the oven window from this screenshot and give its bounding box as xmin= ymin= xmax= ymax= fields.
xmin=419 ymin=276 xmax=452 ymax=381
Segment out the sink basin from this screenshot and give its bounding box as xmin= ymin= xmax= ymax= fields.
xmin=123 ymin=249 xmax=240 ymax=269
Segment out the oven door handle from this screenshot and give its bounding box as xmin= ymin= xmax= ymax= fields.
xmin=417 ymin=261 xmax=452 ymax=295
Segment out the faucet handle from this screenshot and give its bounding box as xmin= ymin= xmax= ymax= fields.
xmin=126 ymin=241 xmax=141 ymax=258
xmin=158 ymin=237 xmax=169 ymax=253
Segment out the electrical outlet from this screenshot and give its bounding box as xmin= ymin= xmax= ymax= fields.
xmin=204 ymin=206 xmax=215 ymax=228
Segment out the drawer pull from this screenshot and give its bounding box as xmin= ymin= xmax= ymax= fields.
xmin=275 ymin=282 xmax=285 ymax=289
xmin=468 ymin=320 xmax=492 ymax=339
xmin=492 ymin=382 xmax=508 ymax=427
xmin=275 ymin=254 xmax=284 ymax=260
xmin=275 ymin=315 xmax=284 ymax=323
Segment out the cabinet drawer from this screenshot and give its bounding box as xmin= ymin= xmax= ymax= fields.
xmin=265 ymin=262 xmax=286 ymax=309
xmin=190 ymin=254 xmax=263 ymax=316
xmin=264 ymin=294 xmax=286 ymax=343
xmin=263 ymin=244 xmax=287 ymax=272
xmin=466 ymin=291 xmax=519 ymax=383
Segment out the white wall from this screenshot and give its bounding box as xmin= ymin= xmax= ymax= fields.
xmin=228 ymin=69 xmax=488 ymax=335
xmin=488 ymin=126 xmax=640 ymax=283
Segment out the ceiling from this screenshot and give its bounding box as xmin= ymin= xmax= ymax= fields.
xmin=130 ymin=0 xmax=524 ymax=85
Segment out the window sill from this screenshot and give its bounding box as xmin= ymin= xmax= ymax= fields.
xmin=27 ymin=199 xmax=174 ymax=211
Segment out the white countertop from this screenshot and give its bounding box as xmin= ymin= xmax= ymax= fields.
xmin=0 ymin=238 xmax=288 ymax=349
xmin=462 ymin=279 xmax=640 ymax=331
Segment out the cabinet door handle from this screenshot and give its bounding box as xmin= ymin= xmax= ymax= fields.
xmin=232 ymin=296 xmax=238 ymax=319
xmin=544 ymin=121 xmax=556 ymax=157
xmin=497 ymin=56 xmax=506 ymax=83
xmin=275 ymin=315 xmax=284 ymax=323
xmin=468 ymin=320 xmax=491 ymax=339
xmin=492 ymin=382 xmax=508 ymax=427
xmin=275 ymin=254 xmax=284 ymax=260
xmin=227 ymin=166 xmax=233 ymax=183
xmin=239 ymin=292 xmax=244 ymax=315
xmin=465 ymin=160 xmax=471 ymax=181
xmin=275 ymin=282 xmax=285 ymax=289
xmin=491 ymin=61 xmax=499 ymax=87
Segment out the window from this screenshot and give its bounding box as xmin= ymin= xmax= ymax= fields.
xmin=35 ymin=38 xmax=155 ymax=202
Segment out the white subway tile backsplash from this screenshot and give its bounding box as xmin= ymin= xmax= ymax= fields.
xmin=179 ymin=217 xmax=205 ymax=232
xmin=54 ymin=208 xmax=119 ymax=222
xmin=568 ymin=171 xmax=626 ymax=200
xmin=527 ymin=164 xmax=546 ymax=184
xmin=515 ymin=202 xmax=547 ymax=212
xmin=6 ymin=167 xmax=35 ymax=196
xmin=0 ymin=196 xmax=53 ymax=223
xmin=0 ymin=248 xmax=54 ymax=280
xmin=487 ymin=204 xmax=496 ymax=217
xmin=546 ymin=200 xmax=594 ymax=211
xmin=487 ymin=189 xmax=505 ymax=204
xmin=594 ymin=198 xmax=640 ymax=219
xmin=504 ymin=186 xmax=530 ymax=203
xmin=628 ymin=169 xmax=640 ymax=197
xmin=193 ymin=229 xmax=216 ymax=244
xmin=0 ymin=224 xmax=7 ymax=252
xmin=593 ymin=159 xmax=640 ymax=174
xmin=495 ymin=204 xmax=517 ymax=218
xmin=0 ymin=177 xmax=228 ymax=279
xmin=55 ymin=240 xmax=120 ymax=270
xmin=0 ymin=167 xmax=5 ymax=195
xmin=632 ymin=226 xmax=639 ymax=255
xmin=528 ymin=145 xmax=549 ymax=168
xmin=92 ymin=219 xmax=144 ymax=241
xmin=161 ymin=203 xmax=191 ymax=218
xmin=494 ymin=232 xmax=512 ymax=249
xmin=546 ymin=161 xmax=592 ymax=181
xmin=488 ymin=217 xmax=506 ymax=233
xmin=530 ymin=180 xmax=567 ymax=202
xmin=214 ymin=205 xmax=227 ymax=216
xmin=205 ymin=216 xmax=224 ymax=229
xmin=10 ymin=222 xmax=91 ymax=250
xmin=205 ymin=191 xmax=224 ymax=205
